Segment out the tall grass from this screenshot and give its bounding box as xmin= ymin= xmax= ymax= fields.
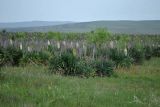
xmin=0 ymin=58 xmax=160 ymax=107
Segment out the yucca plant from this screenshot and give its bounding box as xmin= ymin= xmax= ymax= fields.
xmin=128 ymin=47 xmax=145 ymax=64
xmin=76 ymin=60 xmax=96 ymax=77
xmin=152 ymin=46 xmax=160 ymax=57
xmin=0 ymin=46 xmax=5 ymax=67
xmin=144 ymin=46 xmax=152 ymax=60
xmin=93 ymin=59 xmax=114 ymax=77
xmin=108 ymin=48 xmax=132 ymax=68
xmin=49 ymin=49 xmax=78 ymax=75
xmin=4 ymin=46 xmax=23 ymax=66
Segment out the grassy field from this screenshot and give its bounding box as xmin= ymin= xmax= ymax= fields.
xmin=0 ymin=58 xmax=160 ymax=107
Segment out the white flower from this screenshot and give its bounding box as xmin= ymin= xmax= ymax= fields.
xmin=124 ymin=48 xmax=127 ymax=56
xmin=83 ymin=43 xmax=86 ymax=49
xmin=110 ymin=41 xmax=114 ymax=48
xmin=27 ymin=46 xmax=31 ymax=52
xmin=76 ymin=42 xmax=79 ymax=48
xmin=20 ymin=43 xmax=22 ymax=50
xmin=47 ymin=40 xmax=51 ymax=45
xmin=57 ymin=42 xmax=60 ymax=49
xmin=63 ymin=41 xmax=66 ymax=46
xmin=70 ymin=41 xmax=73 ymax=47
xmin=10 ymin=39 xmax=13 ymax=45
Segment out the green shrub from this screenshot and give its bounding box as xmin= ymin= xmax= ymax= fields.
xmin=0 ymin=68 xmax=3 ymax=81
xmin=20 ymin=51 xmax=36 ymax=66
xmin=61 ymin=51 xmax=78 ymax=75
xmin=20 ymin=51 xmax=51 ymax=66
xmin=108 ymin=48 xmax=124 ymax=66
xmin=76 ymin=60 xmax=96 ymax=77
xmin=49 ymin=51 xmax=114 ymax=77
xmin=108 ymin=48 xmax=133 ymax=68
xmin=96 ymin=48 xmax=108 ymax=58
xmin=0 ymin=46 xmax=5 ymax=67
xmin=49 ymin=54 xmax=63 ymax=74
xmin=4 ymin=46 xmax=23 ymax=66
xmin=38 ymin=51 xmax=51 ymax=65
xmin=144 ymin=46 xmax=152 ymax=60
xmin=49 ymin=50 xmax=78 ymax=76
xmin=119 ymin=57 xmax=133 ymax=68
xmin=128 ymin=47 xmax=144 ymax=64
xmin=93 ymin=60 xmax=114 ymax=77
xmin=152 ymin=47 xmax=160 ymax=57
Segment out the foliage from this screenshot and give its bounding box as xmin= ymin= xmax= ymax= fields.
xmin=3 ymin=46 xmax=23 ymax=66
xmin=1 ymin=58 xmax=160 ymax=107
xmin=20 ymin=51 xmax=51 ymax=66
xmin=119 ymin=57 xmax=133 ymax=68
xmin=2 ymin=29 xmax=6 ymax=34
xmin=152 ymin=46 xmax=160 ymax=57
xmin=116 ymin=35 xmax=131 ymax=49
xmin=47 ymin=32 xmax=62 ymax=40
xmin=49 ymin=50 xmax=78 ymax=75
xmin=0 ymin=32 xmax=160 ymax=72
xmin=128 ymin=47 xmax=145 ymax=64
xmin=96 ymin=47 xmax=108 ymax=58
xmin=49 ymin=50 xmax=114 ymax=77
xmin=76 ymin=60 xmax=96 ymax=77
xmin=15 ymin=32 xmax=26 ymax=39
xmin=108 ymin=48 xmax=133 ymax=68
xmin=87 ymin=28 xmax=111 ymax=46
xmin=144 ymin=46 xmax=152 ymax=60
xmin=92 ymin=60 xmax=114 ymax=77
xmin=0 ymin=46 xmax=5 ymax=67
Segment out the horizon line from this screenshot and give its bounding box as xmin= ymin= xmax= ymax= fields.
xmin=0 ymin=19 xmax=160 ymax=23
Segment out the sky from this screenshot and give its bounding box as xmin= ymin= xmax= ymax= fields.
xmin=0 ymin=0 xmax=160 ymax=22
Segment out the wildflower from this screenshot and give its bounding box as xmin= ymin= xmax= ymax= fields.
xmin=63 ymin=41 xmax=66 ymax=46
xmin=76 ymin=42 xmax=79 ymax=48
xmin=124 ymin=48 xmax=127 ymax=56
xmin=20 ymin=43 xmax=22 ymax=50
xmin=27 ymin=46 xmax=31 ymax=52
xmin=70 ymin=41 xmax=73 ymax=48
xmin=47 ymin=40 xmax=51 ymax=45
xmin=57 ymin=42 xmax=60 ymax=49
xmin=10 ymin=39 xmax=13 ymax=45
xmin=110 ymin=41 xmax=114 ymax=48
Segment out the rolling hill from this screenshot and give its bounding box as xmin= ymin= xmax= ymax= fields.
xmin=0 ymin=21 xmax=73 ymax=29
xmin=1 ymin=20 xmax=160 ymax=34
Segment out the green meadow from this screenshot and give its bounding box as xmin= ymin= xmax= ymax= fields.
xmin=0 ymin=58 xmax=160 ymax=107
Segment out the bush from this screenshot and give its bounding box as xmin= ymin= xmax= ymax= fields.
xmin=20 ymin=51 xmax=51 ymax=66
xmin=49 ymin=50 xmax=78 ymax=76
xmin=76 ymin=60 xmax=95 ymax=77
xmin=96 ymin=48 xmax=108 ymax=58
xmin=119 ymin=57 xmax=133 ymax=68
xmin=37 ymin=51 xmax=51 ymax=65
xmin=0 ymin=46 xmax=5 ymax=67
xmin=108 ymin=48 xmax=133 ymax=68
xmin=152 ymin=47 xmax=160 ymax=57
xmin=4 ymin=46 xmax=23 ymax=66
xmin=49 ymin=51 xmax=114 ymax=77
xmin=49 ymin=54 xmax=63 ymax=74
xmin=128 ymin=47 xmax=144 ymax=64
xmin=0 ymin=67 xmax=5 ymax=81
xmin=144 ymin=46 xmax=152 ymax=60
xmin=93 ymin=60 xmax=114 ymax=77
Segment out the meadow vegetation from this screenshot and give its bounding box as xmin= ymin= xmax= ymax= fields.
xmin=0 ymin=29 xmax=160 ymax=106
xmin=0 ymin=58 xmax=160 ymax=107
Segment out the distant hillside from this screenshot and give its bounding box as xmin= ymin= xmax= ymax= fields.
xmin=1 ymin=20 xmax=160 ymax=34
xmin=0 ymin=21 xmax=73 ymax=29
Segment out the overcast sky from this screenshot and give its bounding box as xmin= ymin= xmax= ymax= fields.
xmin=0 ymin=0 xmax=160 ymax=22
